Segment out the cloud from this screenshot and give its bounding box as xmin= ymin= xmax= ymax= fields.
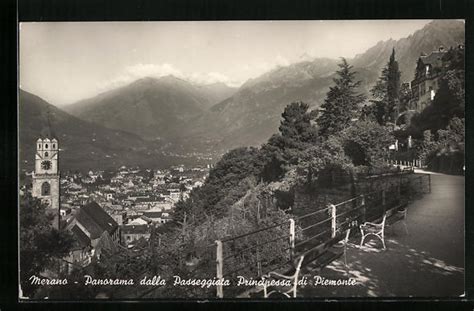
xmin=275 ymin=54 xmax=290 ymax=67
xmin=127 ymin=63 xmax=184 ymax=79
xmin=98 ymin=63 xmax=242 ymax=91
xmin=98 ymin=53 xmax=299 ymax=92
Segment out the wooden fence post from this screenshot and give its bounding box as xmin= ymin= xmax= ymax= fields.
xmin=256 ymin=247 xmax=262 ymax=277
xmin=381 ymin=189 xmax=386 ymax=214
xmin=397 ymin=175 xmax=402 ymax=202
xmin=361 ymin=195 xmax=366 ymax=223
xmin=289 ymin=218 xmax=295 ymax=260
xmin=330 ymin=204 xmax=337 ymax=238
xmin=216 ymin=240 xmax=224 ymax=298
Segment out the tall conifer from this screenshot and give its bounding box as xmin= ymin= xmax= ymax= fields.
xmin=369 ymin=48 xmax=401 ymax=124
xmin=317 ymin=58 xmax=365 ymax=137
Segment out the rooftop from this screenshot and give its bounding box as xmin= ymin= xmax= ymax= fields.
xmin=75 ymin=201 xmax=118 ymax=239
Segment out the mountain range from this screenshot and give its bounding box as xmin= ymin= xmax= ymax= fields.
xmin=19 ymin=90 xmax=210 ymax=172
xmin=64 ymin=76 xmax=237 ymax=140
xmin=20 ymin=20 xmax=465 ymax=170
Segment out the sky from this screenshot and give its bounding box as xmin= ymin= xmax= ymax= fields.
xmin=20 ymin=20 xmax=432 ymax=106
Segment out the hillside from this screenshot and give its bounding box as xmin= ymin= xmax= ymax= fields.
xmin=352 ymin=20 xmax=465 ymax=82
xmin=19 ymin=89 xmax=205 ymax=172
xmin=181 ymin=20 xmax=465 ymax=152
xmin=183 ymin=58 xmax=340 ymax=151
xmin=64 ymin=76 xmax=237 ymax=140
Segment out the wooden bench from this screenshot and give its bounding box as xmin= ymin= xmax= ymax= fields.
xmin=302 ymin=228 xmax=352 ymax=269
xmin=261 ymin=255 xmax=305 ymax=298
xmin=359 ymin=202 xmax=409 ymax=249
xmin=385 ymin=202 xmax=409 ymax=234
xmin=255 ymin=229 xmax=351 ymax=298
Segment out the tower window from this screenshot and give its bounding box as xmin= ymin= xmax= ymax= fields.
xmin=41 ymin=182 xmax=51 ymax=196
xmin=38 ymin=144 xmax=41 ymax=149
xmin=44 ymin=152 xmax=49 ymax=157
xmin=45 ymin=144 xmax=48 ymax=149
xmin=52 ymin=144 xmax=56 ymax=149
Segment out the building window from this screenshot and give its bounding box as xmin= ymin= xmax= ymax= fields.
xmin=41 ymin=182 xmax=51 ymax=196
xmin=52 ymin=144 xmax=56 ymax=149
xmin=38 ymin=144 xmax=41 ymax=149
xmin=45 ymin=144 xmax=48 ymax=149
xmin=44 ymin=152 xmax=49 ymax=157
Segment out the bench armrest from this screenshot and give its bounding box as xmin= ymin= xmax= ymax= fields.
xmin=263 ymin=271 xmax=296 ymax=280
xmin=360 ymin=222 xmax=383 ymax=228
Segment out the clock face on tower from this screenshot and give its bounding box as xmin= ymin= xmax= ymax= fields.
xmin=41 ymin=160 xmax=52 ymax=171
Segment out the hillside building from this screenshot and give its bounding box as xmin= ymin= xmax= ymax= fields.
xmin=408 ymin=46 xmax=447 ymax=113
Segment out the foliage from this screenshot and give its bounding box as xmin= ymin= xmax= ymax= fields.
xmin=408 ymin=72 xmax=464 ymax=137
xmin=317 ymin=58 xmax=366 ymax=137
xmin=338 ymin=120 xmax=394 ymax=168
xmin=366 ymin=48 xmax=401 ymax=125
xmin=414 ymin=118 xmax=464 ymax=174
xmin=295 ymin=136 xmax=353 ymax=189
xmin=279 ymin=102 xmax=319 ymax=143
xmin=398 ymin=82 xmax=412 ymax=114
xmin=174 ymin=147 xmax=265 ymax=221
xmin=19 ymin=194 xmax=74 ymax=297
xmin=258 ymin=102 xmax=319 ymax=183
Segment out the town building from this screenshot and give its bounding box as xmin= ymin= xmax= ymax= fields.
xmin=121 ymin=224 xmax=152 ymax=246
xmin=63 ymin=201 xmax=119 ymax=270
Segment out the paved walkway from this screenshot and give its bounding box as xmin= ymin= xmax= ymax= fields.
xmin=300 ymin=173 xmax=465 ymax=298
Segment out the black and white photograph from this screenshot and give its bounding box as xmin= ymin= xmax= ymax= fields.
xmin=18 ymin=19 xmax=465 ymax=300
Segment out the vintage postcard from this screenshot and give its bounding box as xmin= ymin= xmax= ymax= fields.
xmin=18 ymin=20 xmax=465 ymax=300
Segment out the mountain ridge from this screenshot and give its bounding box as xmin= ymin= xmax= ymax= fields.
xmin=37 ymin=20 xmax=465 ymax=158
xmin=19 ymin=89 xmax=209 ymax=172
xmin=64 ymin=75 xmax=238 ymax=140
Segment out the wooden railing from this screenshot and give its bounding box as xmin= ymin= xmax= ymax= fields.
xmin=214 ymin=172 xmax=431 ymax=298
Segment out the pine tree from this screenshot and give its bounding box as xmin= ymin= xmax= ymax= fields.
xmin=279 ymin=101 xmax=318 ymax=143
xmin=20 ymin=194 xmax=74 ymax=297
xmin=369 ymin=48 xmax=401 ymax=125
xmin=317 ymin=58 xmax=365 ymax=137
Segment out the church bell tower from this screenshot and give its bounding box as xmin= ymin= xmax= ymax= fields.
xmin=32 ymin=137 xmax=60 ymax=228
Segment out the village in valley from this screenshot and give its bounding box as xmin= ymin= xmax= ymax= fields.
xmin=21 ymin=141 xmax=211 ymax=272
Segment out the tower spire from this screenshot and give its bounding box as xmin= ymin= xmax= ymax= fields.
xmin=41 ymin=106 xmax=55 ymax=139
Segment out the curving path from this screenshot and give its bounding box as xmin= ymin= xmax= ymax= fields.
xmin=300 ymin=172 xmax=465 ymax=298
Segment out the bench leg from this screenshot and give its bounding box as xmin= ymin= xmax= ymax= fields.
xmin=403 ymin=221 xmax=408 ymax=235
xmin=344 ymin=244 xmax=347 ymax=267
xmin=359 ymin=229 xmax=366 ymax=247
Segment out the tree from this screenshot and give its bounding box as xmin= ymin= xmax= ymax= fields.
xmin=260 ymin=102 xmax=318 ymax=182
xmin=415 ymin=118 xmax=465 ymax=174
xmin=20 ymin=194 xmax=74 ymax=297
xmin=408 ymin=70 xmax=464 ymax=137
xmin=295 ymin=136 xmax=353 ymax=189
xmin=317 ymin=58 xmax=365 ymax=137
xmin=369 ymin=48 xmax=401 ymax=125
xmin=339 ymin=120 xmax=394 ymax=168
xmin=174 ymin=146 xmax=265 ymax=221
xmin=398 ymin=82 xmax=412 ymax=114
xmin=279 ymin=102 xmax=318 ymax=143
